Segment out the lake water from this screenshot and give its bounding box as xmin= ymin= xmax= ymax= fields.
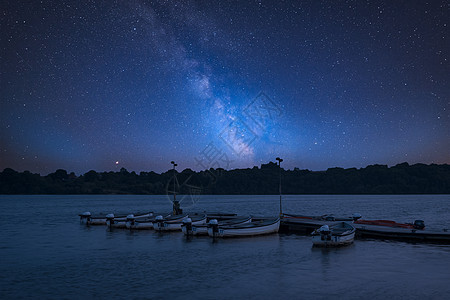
xmin=0 ymin=195 xmax=449 ymax=299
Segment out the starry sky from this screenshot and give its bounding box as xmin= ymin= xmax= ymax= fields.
xmin=1 ymin=0 xmax=449 ymax=175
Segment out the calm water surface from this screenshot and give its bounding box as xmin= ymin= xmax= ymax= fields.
xmin=0 ymin=195 xmax=449 ymax=299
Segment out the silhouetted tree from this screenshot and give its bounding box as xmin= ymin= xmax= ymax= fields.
xmin=1 ymin=163 xmax=450 ymax=195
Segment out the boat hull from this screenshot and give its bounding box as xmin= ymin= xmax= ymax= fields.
xmin=311 ymin=222 xmax=355 ymax=247
xmin=154 ymin=215 xmax=206 ymax=232
xmin=189 ymin=225 xmax=208 ymax=235
xmin=178 ymin=216 xmax=208 ymax=233
xmin=312 ymin=232 xmax=355 ymax=247
xmin=81 ymin=212 xmax=153 ymax=226
xmin=106 ymin=212 xmax=153 ymax=229
xmin=187 ymin=216 xmax=252 ymax=236
xmin=86 ymin=218 xmax=107 ymax=225
xmin=126 ymin=221 xmax=154 ymax=230
xmin=353 ymin=224 xmax=450 ymax=243
xmin=155 ymin=222 xmax=183 ymax=231
xmin=283 ymin=213 xmax=358 ymax=222
xmin=107 ymin=220 xmax=127 ymax=229
xmin=207 ymin=218 xmax=280 ymax=238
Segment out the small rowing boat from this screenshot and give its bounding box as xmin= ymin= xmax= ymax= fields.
xmin=152 ymin=214 xmax=188 ymax=231
xmin=125 ymin=213 xmax=170 ymax=230
xmin=354 ymin=219 xmax=425 ymax=230
xmin=183 ymin=216 xmax=252 ymax=236
xmin=106 ymin=212 xmax=154 ymax=229
xmin=106 ymin=214 xmax=130 ymax=229
xmin=79 ymin=212 xmax=107 ymax=225
xmin=153 ymin=214 xmax=207 ymax=232
xmin=283 ymin=213 xmax=362 ymax=222
xmin=311 ymin=222 xmax=355 ymax=247
xmin=80 ymin=211 xmax=153 ymax=226
xmin=207 ymin=217 xmax=280 ymax=238
xmin=205 ymin=213 xmax=238 ymax=221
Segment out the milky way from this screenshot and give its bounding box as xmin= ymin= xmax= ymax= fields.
xmin=1 ymin=0 xmax=449 ymax=175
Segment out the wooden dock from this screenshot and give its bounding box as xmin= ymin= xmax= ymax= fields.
xmin=280 ymin=218 xmax=450 ymax=244
xmin=353 ymin=223 xmax=450 ymax=243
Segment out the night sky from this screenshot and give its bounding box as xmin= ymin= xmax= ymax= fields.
xmin=1 ymin=0 xmax=449 ymax=175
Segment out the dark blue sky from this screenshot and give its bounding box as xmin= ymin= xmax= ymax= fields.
xmin=1 ymin=0 xmax=449 ymax=175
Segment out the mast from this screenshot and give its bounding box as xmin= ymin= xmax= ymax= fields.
xmin=171 ymin=161 xmax=177 ymax=202
xmin=276 ymin=157 xmax=283 ymax=218
xmin=170 ymin=161 xmax=182 ymax=215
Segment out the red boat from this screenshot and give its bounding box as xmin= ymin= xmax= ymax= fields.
xmin=354 ymin=219 xmax=425 ymax=230
xmin=283 ymin=213 xmax=362 ymax=222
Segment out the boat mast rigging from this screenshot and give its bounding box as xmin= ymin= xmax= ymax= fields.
xmin=276 ymin=157 xmax=283 ymax=217
xmin=170 ymin=161 xmax=182 ymax=215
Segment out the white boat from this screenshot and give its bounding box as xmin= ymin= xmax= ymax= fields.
xmin=106 ymin=212 xmax=153 ymax=229
xmin=183 ymin=216 xmax=252 ymax=236
xmin=125 ymin=215 xmax=163 ymax=230
xmin=207 ymin=217 xmax=280 ymax=238
xmin=126 ymin=220 xmax=154 ymax=229
xmin=154 ymin=214 xmax=207 ymax=232
xmin=152 ymin=214 xmax=189 ymax=231
xmin=80 ymin=211 xmax=153 ymax=226
xmin=79 ymin=212 xmax=107 ymax=225
xmin=311 ymin=222 xmax=355 ymax=247
xmin=106 ymin=214 xmax=130 ymax=229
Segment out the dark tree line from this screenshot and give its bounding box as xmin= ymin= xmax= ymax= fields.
xmin=1 ymin=162 xmax=450 ymax=195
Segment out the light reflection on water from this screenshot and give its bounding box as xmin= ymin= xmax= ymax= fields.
xmin=0 ymin=195 xmax=449 ymax=299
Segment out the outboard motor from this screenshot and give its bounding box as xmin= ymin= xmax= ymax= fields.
xmin=106 ymin=213 xmax=115 ymax=228
xmin=80 ymin=212 xmax=91 ymax=224
xmin=154 ymin=215 xmax=164 ymax=231
xmin=208 ymin=219 xmax=219 ymax=237
xmin=126 ymin=214 xmax=135 ymax=227
xmin=183 ymin=218 xmax=193 ymax=235
xmin=413 ymin=220 xmax=425 ymax=230
xmin=319 ymin=225 xmax=331 ymax=241
xmin=352 ymin=213 xmax=362 ymax=221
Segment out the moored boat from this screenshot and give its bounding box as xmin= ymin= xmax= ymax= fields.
xmin=106 ymin=212 xmax=153 ymax=229
xmin=126 ymin=218 xmax=154 ymax=229
xmin=152 ymin=214 xmax=187 ymax=231
xmin=353 ymin=223 xmax=450 ymax=243
xmin=183 ymin=216 xmax=252 ymax=236
xmin=311 ymin=222 xmax=355 ymax=247
xmin=106 ymin=213 xmax=129 ymax=229
xmin=207 ymin=217 xmax=280 ymax=238
xmin=80 ymin=211 xmax=153 ymax=226
xmin=354 ymin=219 xmax=425 ymax=230
xmin=153 ymin=214 xmax=207 ymax=232
xmin=205 ymin=213 xmax=238 ymax=222
xmin=283 ymin=213 xmax=362 ymax=222
xmin=79 ymin=212 xmax=107 ymax=225
xmin=125 ymin=214 xmax=168 ymax=230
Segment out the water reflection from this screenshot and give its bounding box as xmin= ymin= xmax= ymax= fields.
xmin=1 ymin=195 xmax=450 ymax=299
